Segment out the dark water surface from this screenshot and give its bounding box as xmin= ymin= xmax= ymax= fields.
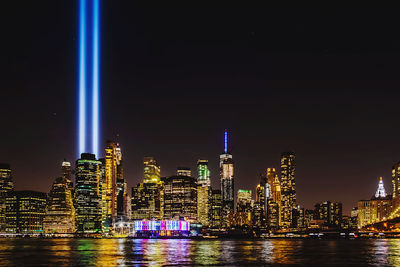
xmin=0 ymin=238 xmax=399 ymax=266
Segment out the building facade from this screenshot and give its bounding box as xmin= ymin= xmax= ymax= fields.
xmin=162 ymin=175 xmax=197 ymax=222
xmin=210 ymin=189 xmax=222 ymax=228
xmin=280 ymin=152 xmax=296 ymax=228
xmin=43 ymin=161 xmax=75 ymax=233
xmin=0 ymin=164 xmax=13 ymax=232
xmin=131 ymin=157 xmax=163 ymax=220
xmin=220 ymin=130 xmax=234 ymax=226
xmin=75 ymin=153 xmax=102 ymax=233
xmin=197 ymin=160 xmax=211 ymax=227
xmin=5 ymin=191 xmax=47 ymax=234
xmin=358 ymin=177 xmax=392 ymax=228
xmin=314 ymin=201 xmax=343 ymax=227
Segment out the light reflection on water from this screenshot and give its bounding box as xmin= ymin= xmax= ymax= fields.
xmin=1 ymin=238 xmax=400 ymax=266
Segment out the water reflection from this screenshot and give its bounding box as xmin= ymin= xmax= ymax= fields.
xmin=1 ymin=238 xmax=400 ymax=265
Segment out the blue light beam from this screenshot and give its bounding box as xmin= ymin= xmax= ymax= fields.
xmin=78 ymin=0 xmax=101 ymax=158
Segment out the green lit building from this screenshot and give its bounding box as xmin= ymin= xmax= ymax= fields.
xmin=197 ymin=160 xmax=211 ymax=226
xmin=0 ymin=163 xmax=13 ymax=232
xmin=75 ymin=153 xmax=102 ymax=233
xmin=5 ymin=190 xmax=47 ymax=234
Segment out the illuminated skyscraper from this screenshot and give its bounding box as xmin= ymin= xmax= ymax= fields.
xmin=280 ymin=151 xmax=296 ymax=228
xmin=210 ymin=189 xmax=222 ymax=228
xmin=162 ymin=175 xmax=198 ymax=222
xmin=131 ymin=157 xmax=163 ymax=220
xmin=237 ymin=190 xmax=252 ymax=212
xmin=391 ymin=162 xmax=400 ymax=217
xmin=0 ymin=164 xmax=13 ymax=232
xmin=104 ymin=141 xmax=119 ymax=220
xmin=359 ymin=177 xmax=392 ymax=228
xmin=375 ymin=177 xmax=387 ymax=198
xmin=75 ymin=153 xmax=102 ymax=233
xmin=314 ymin=201 xmax=342 ymax=227
xmin=5 ymin=191 xmax=47 ymax=234
xmin=143 ymin=157 xmax=161 ymax=183
xmin=220 ymin=130 xmax=234 ymax=226
xmin=114 ymin=144 xmax=129 ymax=220
xmin=43 ymin=161 xmax=75 ymax=233
xmin=197 ymin=160 xmax=211 ymax=226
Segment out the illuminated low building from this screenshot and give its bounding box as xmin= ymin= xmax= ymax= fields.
xmin=5 ymin=190 xmax=47 ymax=234
xmin=314 ymin=201 xmax=342 ymax=228
xmin=134 ymin=220 xmax=191 ymax=237
xmin=358 ymin=177 xmax=392 ymax=229
xmin=228 ymin=212 xmax=252 ymax=227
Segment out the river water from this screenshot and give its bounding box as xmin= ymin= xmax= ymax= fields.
xmin=0 ymin=238 xmax=399 ymax=266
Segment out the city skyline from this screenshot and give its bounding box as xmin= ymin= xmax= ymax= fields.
xmin=3 ymin=3 xmax=400 ymax=216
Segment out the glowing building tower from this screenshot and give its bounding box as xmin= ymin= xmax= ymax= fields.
xmin=104 ymin=141 xmax=119 ymax=221
xmin=78 ymin=0 xmax=101 ymax=157
xmin=375 ymin=177 xmax=387 ymax=198
xmin=220 ymin=130 xmax=234 ymax=226
xmin=43 ymin=161 xmax=75 ymax=233
xmin=131 ymin=157 xmax=163 ymax=220
xmin=0 ymin=164 xmax=13 ymax=232
xmin=197 ymin=160 xmax=211 ymax=226
xmin=280 ymin=151 xmax=296 ymax=228
xmin=75 ymin=153 xmax=102 ymax=233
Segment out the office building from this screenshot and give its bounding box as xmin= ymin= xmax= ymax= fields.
xmin=5 ymin=190 xmax=47 ymax=233
xmin=43 ymin=161 xmax=75 ymax=233
xmin=358 ymin=177 xmax=392 ymax=228
xmin=75 ymin=153 xmax=102 ymax=233
xmin=0 ymin=164 xmax=13 ymax=232
xmin=314 ymin=201 xmax=343 ymax=227
xmin=220 ymin=130 xmax=234 ymax=225
xmin=162 ymin=175 xmax=197 ymax=222
xmin=131 ymin=157 xmax=163 ymax=220
xmin=197 ymin=160 xmax=211 ymax=226
xmin=280 ymin=152 xmax=296 ymax=228
xmin=210 ymin=189 xmax=222 ymax=228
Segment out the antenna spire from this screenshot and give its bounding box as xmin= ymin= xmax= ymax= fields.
xmin=224 ymin=129 xmax=228 ymax=153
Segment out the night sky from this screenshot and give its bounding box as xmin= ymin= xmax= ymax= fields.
xmin=2 ymin=3 xmax=400 ymax=214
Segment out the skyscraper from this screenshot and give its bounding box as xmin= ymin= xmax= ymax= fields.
xmin=5 ymin=191 xmax=47 ymax=234
xmin=115 ymin=144 xmax=129 ymax=220
xmin=391 ymin=162 xmax=400 ymax=218
xmin=280 ymin=151 xmax=296 ymax=228
xmin=197 ymin=160 xmax=211 ymax=226
xmin=359 ymin=177 xmax=392 ymax=228
xmin=162 ymin=174 xmax=197 ymax=222
xmin=0 ymin=164 xmax=13 ymax=232
xmin=75 ymin=153 xmax=102 ymax=233
xmin=143 ymin=157 xmax=161 ymax=183
xmin=43 ymin=161 xmax=75 ymax=233
xmin=104 ymin=141 xmax=119 ymax=221
xmin=314 ymin=201 xmax=343 ymax=227
xmin=220 ymin=130 xmax=234 ymax=226
xmin=131 ymin=157 xmax=163 ymax=220
xmin=210 ymin=189 xmax=222 ymax=228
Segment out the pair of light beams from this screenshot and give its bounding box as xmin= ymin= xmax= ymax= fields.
xmin=78 ymin=0 xmax=100 ymax=157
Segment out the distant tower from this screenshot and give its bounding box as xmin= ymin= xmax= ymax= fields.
xmin=220 ymin=130 xmax=234 ymax=226
xmin=104 ymin=141 xmax=119 ymax=220
xmin=375 ymin=177 xmax=387 ymax=198
xmin=280 ymin=151 xmax=296 ymax=228
xmin=197 ymin=160 xmax=211 ymax=226
xmin=0 ymin=164 xmax=13 ymax=232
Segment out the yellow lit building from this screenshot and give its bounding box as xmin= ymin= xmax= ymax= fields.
xmin=280 ymin=152 xmax=296 ymax=228
xmin=197 ymin=160 xmax=211 ymax=226
xmin=358 ymin=177 xmax=392 ymax=228
xmin=43 ymin=161 xmax=75 ymax=233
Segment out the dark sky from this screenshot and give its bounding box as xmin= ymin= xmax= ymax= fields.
xmin=2 ymin=3 xmax=400 ymax=215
